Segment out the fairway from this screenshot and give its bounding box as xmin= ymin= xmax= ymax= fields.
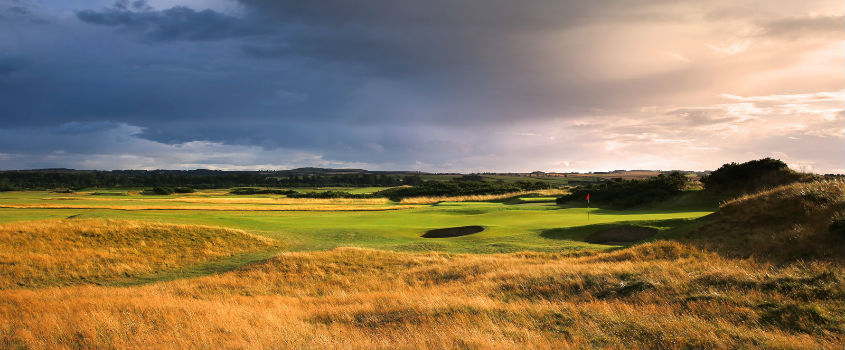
xmin=0 ymin=182 xmax=842 ymax=350
xmin=0 ymin=190 xmax=712 ymax=254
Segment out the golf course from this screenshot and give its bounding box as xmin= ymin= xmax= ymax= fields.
xmin=1 ymin=164 xmax=843 ymax=349
xmin=0 ymin=188 xmax=712 ymax=256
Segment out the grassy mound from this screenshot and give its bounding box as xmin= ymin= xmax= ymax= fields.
xmin=686 ymin=179 xmax=845 ymax=262
xmin=0 ymin=219 xmax=279 ymax=288
xmin=1 ymin=243 xmax=841 ymax=349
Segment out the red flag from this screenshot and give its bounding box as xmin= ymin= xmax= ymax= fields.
xmin=586 ymin=193 xmax=590 ymax=202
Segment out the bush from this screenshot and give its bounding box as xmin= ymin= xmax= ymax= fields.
xmin=455 ymin=175 xmax=484 ymax=182
xmin=556 ymin=172 xmax=689 ymax=208
xmin=0 ymin=178 xmax=14 ymax=192
xmin=229 ymin=187 xmax=297 ymax=195
xmin=375 ymin=180 xmax=552 ymax=201
xmin=286 ymin=191 xmax=382 ymax=199
xmin=142 ymin=187 xmax=174 ymax=195
xmin=174 ymin=187 xmax=195 ymax=193
xmin=701 ymin=158 xmax=809 ymax=193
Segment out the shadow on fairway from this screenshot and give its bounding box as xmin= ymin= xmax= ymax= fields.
xmin=540 ymin=218 xmax=704 ymax=243
xmin=422 ymin=225 xmax=485 ymax=238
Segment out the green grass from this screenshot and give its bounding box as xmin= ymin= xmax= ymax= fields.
xmin=291 ymin=186 xmax=394 ymax=194
xmin=417 ymin=174 xmax=579 ymax=185
xmin=0 ymin=190 xmax=713 ymax=254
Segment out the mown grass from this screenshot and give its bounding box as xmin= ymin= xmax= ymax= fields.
xmin=0 ymin=203 xmax=417 ymax=211
xmin=0 ymin=218 xmax=281 ymax=288
xmin=43 ymin=196 xmax=394 ymax=205
xmin=0 ymin=242 xmax=841 ymax=349
xmin=399 ymin=189 xmax=569 ymax=204
xmin=0 ymin=190 xmax=711 ymax=253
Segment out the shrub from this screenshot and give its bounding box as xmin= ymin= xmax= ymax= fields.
xmin=174 ymin=187 xmax=195 ymax=193
xmin=455 ymin=174 xmax=484 ymax=182
xmin=375 ymin=180 xmax=552 ymax=201
xmin=556 ymin=172 xmax=689 ymax=208
xmin=229 ymin=187 xmax=297 ymax=195
xmin=701 ymin=158 xmax=810 ymax=193
xmin=142 ymin=187 xmax=174 ymax=195
xmin=286 ymin=191 xmax=382 ymax=199
xmin=0 ymin=178 xmax=14 ymax=192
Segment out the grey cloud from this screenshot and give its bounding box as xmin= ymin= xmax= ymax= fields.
xmin=1 ymin=0 xmax=33 ymax=16
xmin=0 ymin=56 xmax=27 ymax=77
xmin=665 ymin=108 xmax=742 ymax=127
xmin=236 ymin=0 xmax=676 ymax=77
xmin=760 ymin=15 xmax=844 ymax=39
xmin=77 ymin=0 xmax=267 ymax=41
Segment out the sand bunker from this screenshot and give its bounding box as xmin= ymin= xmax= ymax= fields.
xmin=422 ymin=225 xmax=484 ymax=238
xmin=586 ymin=226 xmax=658 ymax=245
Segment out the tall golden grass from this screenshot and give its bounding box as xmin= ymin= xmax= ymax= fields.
xmin=0 ymin=242 xmax=841 ymax=349
xmin=689 ymin=179 xmax=845 ymax=262
xmin=399 ymin=189 xmax=569 ymax=204
xmin=721 ymin=178 xmax=844 ymax=208
xmin=0 ymin=219 xmax=279 ymax=289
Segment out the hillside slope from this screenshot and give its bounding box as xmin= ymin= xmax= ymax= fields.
xmin=684 ymin=179 xmax=844 ymax=262
xmin=0 ymin=219 xmax=280 ymax=288
xmin=1 ymin=244 xmax=842 ymax=349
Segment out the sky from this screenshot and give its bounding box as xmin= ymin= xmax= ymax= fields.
xmin=0 ymin=0 xmax=842 ymax=173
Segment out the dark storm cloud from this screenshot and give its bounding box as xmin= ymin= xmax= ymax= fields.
xmin=77 ymin=0 xmax=268 ymax=41
xmin=234 ymin=0 xmax=674 ymax=79
xmin=0 ymin=0 xmax=842 ymax=172
xmin=0 ymin=56 xmax=27 ymax=77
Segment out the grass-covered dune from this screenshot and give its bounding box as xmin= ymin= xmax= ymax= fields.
xmin=684 ymin=179 xmax=844 ymax=262
xmin=0 ymin=219 xmax=280 ymax=288
xmin=0 ymin=243 xmax=842 ymax=349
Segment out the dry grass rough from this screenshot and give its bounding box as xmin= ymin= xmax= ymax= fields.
xmin=0 ymin=219 xmax=279 ymax=288
xmin=688 ymin=179 xmax=845 ymax=262
xmin=0 ymin=242 xmax=842 ymax=349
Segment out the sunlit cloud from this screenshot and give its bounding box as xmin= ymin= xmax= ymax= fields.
xmin=0 ymin=0 xmax=842 ymax=173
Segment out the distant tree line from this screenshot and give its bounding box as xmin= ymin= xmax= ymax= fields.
xmin=556 ymin=158 xmax=821 ymax=208
xmin=229 ymin=188 xmax=380 ymax=198
xmin=376 ymin=179 xmax=553 ymax=200
xmin=287 ymin=191 xmax=382 ymax=199
xmin=140 ymin=187 xmax=196 ymax=195
xmin=556 ymin=172 xmax=690 ymax=208
xmin=0 ymin=170 xmax=424 ymax=191
xmin=226 ymin=176 xmax=554 ymax=199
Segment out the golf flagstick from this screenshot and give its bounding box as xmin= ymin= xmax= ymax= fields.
xmin=586 ymin=193 xmax=590 ymax=221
